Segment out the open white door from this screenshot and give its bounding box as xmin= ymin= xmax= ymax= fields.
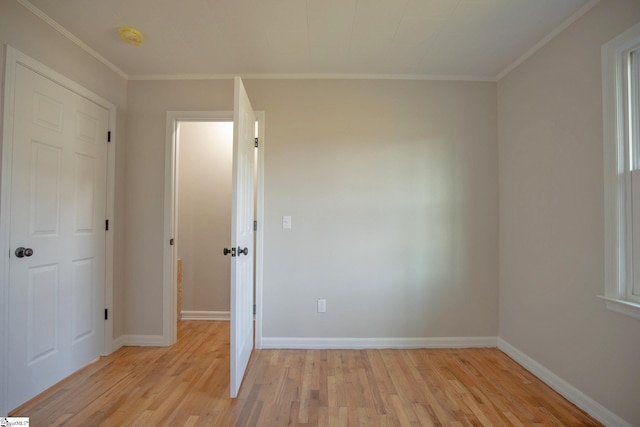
xmin=230 ymin=77 xmax=256 ymax=398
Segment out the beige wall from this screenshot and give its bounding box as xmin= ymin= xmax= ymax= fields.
xmin=0 ymin=1 xmax=128 ymax=338
xmin=177 ymin=122 xmax=232 ymax=312
xmin=125 ymin=80 xmax=232 ymax=334
xmin=497 ymin=0 xmax=640 ymax=424
xmin=126 ymin=78 xmax=499 ymax=338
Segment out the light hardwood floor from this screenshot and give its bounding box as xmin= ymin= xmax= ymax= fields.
xmin=11 ymin=321 xmax=601 ymax=426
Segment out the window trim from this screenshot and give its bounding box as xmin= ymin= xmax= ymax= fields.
xmin=602 ymin=22 xmax=640 ymax=320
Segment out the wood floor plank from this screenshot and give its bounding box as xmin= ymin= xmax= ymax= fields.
xmin=10 ymin=321 xmax=602 ymax=426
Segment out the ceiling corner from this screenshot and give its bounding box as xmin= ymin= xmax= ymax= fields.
xmin=495 ymin=0 xmax=600 ymax=82
xmin=15 ymin=0 xmax=130 ymax=80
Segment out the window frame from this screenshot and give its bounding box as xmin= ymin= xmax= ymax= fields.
xmin=602 ymin=22 xmax=640 ymax=320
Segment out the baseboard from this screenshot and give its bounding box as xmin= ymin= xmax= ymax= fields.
xmin=181 ymin=310 xmax=230 ymax=321
xmin=111 ymin=335 xmax=125 ymax=352
xmin=112 ymin=334 xmax=167 ymax=347
xmin=261 ymin=336 xmax=497 ymax=350
xmin=497 ymin=338 xmax=632 ymax=427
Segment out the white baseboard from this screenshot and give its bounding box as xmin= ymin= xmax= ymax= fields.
xmin=111 ymin=335 xmax=125 ymax=352
xmin=261 ymin=336 xmax=497 ymax=350
xmin=497 ymin=338 xmax=632 ymax=427
xmin=181 ymin=310 xmax=230 ymax=321
xmin=111 ymin=334 xmax=167 ymax=347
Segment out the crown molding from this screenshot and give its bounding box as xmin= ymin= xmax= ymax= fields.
xmin=128 ymin=73 xmax=496 ymax=82
xmin=496 ymin=0 xmax=600 ymax=81
xmin=15 ymin=0 xmax=129 ymax=80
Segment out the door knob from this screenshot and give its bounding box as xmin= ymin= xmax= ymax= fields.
xmin=223 ymin=247 xmax=236 ymax=257
xmin=237 ymin=247 xmax=249 ymax=256
xmin=14 ymin=247 xmax=33 ymax=258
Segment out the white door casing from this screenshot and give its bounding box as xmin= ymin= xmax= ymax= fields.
xmin=230 ymin=77 xmax=256 ymax=398
xmin=163 ymin=111 xmax=236 ymax=347
xmin=1 ymin=47 xmax=116 ymax=415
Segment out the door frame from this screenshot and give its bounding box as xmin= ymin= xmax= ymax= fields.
xmin=0 ymin=46 xmax=117 ymax=415
xmin=163 ymin=110 xmax=264 ymax=348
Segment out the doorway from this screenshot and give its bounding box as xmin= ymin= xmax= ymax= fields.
xmin=163 ymin=110 xmax=265 ymax=349
xmin=176 ymin=121 xmax=234 ymax=322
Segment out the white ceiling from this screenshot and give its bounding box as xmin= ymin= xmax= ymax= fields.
xmin=20 ymin=0 xmax=597 ymax=80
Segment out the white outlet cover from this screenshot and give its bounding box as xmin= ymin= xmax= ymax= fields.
xmin=283 ymin=215 xmax=292 ymax=229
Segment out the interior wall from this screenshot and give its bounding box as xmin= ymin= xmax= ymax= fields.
xmin=4 ymin=0 xmax=638 ymax=422
xmin=125 ymin=78 xmax=499 ymax=338
xmin=0 ymin=1 xmax=128 ymax=338
xmin=497 ymin=0 xmax=640 ymax=424
xmin=177 ymin=122 xmax=232 ymax=312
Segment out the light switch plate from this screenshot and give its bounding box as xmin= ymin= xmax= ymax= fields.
xmin=283 ymin=215 xmax=292 ymax=229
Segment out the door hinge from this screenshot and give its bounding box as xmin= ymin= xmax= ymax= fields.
xmin=104 ymin=308 xmax=108 ymax=320
xmin=107 ymin=131 xmax=111 ymax=142
xmin=105 ymin=219 xmax=109 ymax=231
xmin=253 ymin=304 xmax=256 ymax=315
xmin=253 ymin=220 xmax=257 ymax=231
xmin=254 ymin=137 xmax=259 ymax=148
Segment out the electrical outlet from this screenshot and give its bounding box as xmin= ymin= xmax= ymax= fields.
xmin=317 ymin=299 xmax=326 ymax=313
